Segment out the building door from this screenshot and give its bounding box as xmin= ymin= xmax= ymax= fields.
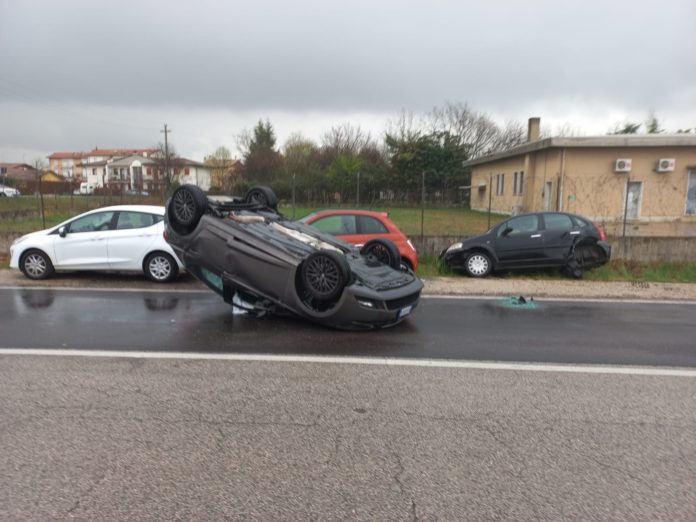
xmin=543 ymin=181 xmax=553 ymax=211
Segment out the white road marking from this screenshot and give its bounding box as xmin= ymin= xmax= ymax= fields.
xmin=1 ymin=348 xmax=695 ymax=377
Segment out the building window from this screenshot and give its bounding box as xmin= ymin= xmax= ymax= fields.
xmin=686 ymin=170 xmax=696 ymax=215
xmin=513 ymin=171 xmax=524 ymax=195
xmin=184 ymin=168 xmax=190 ymax=176
xmin=496 ymin=173 xmax=505 ymax=195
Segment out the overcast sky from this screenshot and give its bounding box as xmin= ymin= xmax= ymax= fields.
xmin=1 ymin=0 xmax=695 ymax=163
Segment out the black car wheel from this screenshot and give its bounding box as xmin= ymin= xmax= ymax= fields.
xmin=20 ymin=249 xmax=55 ymax=280
xmin=144 ymin=252 xmax=179 ymax=283
xmin=465 ymin=251 xmax=492 ymax=278
xmin=168 ymin=184 xmax=208 ymax=234
xmin=245 ymin=186 xmax=278 ymax=211
xmin=301 ymin=250 xmax=350 ymax=301
xmin=360 ymin=238 xmax=401 ymax=269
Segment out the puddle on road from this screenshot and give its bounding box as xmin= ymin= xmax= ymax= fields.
xmin=496 ymin=296 xmax=541 ymax=310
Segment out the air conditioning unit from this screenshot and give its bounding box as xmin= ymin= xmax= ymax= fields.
xmin=614 ymin=158 xmax=632 ymax=173
xmin=657 ymin=158 xmax=675 ymax=172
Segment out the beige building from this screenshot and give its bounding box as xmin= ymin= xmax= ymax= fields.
xmin=464 ymin=118 xmax=696 ymax=236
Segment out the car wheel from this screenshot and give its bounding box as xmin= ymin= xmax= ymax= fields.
xmin=245 ymin=186 xmax=278 ymax=211
xmin=168 ymin=184 xmax=208 ymax=234
xmin=20 ymin=249 xmax=55 ymax=280
xmin=144 ymin=252 xmax=179 ymax=283
xmin=465 ymin=252 xmax=492 ymax=278
xmin=360 ymin=238 xmax=401 ymax=269
xmin=301 ymin=250 xmax=350 ymax=301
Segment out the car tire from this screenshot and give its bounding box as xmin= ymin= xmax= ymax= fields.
xmin=245 ymin=186 xmax=278 ymax=211
xmin=20 ymin=249 xmax=55 ymax=280
xmin=301 ymin=250 xmax=350 ymax=301
xmin=168 ymin=184 xmax=208 ymax=235
xmin=360 ymin=238 xmax=401 ymax=269
xmin=144 ymin=252 xmax=179 ymax=283
xmin=464 ymin=251 xmax=492 ymax=278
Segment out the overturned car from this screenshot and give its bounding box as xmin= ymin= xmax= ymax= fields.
xmin=164 ymin=185 xmax=423 ymax=330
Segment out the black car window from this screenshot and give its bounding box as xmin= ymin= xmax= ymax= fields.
xmin=544 ymin=213 xmax=573 ymax=232
xmin=312 ymin=215 xmax=357 ymax=235
xmin=498 ymin=215 xmax=539 ymax=236
xmin=68 ymin=211 xmax=115 ymax=233
xmin=572 ymin=215 xmax=591 ymax=228
xmin=116 ymin=211 xmax=159 ymax=230
xmin=358 ymin=216 xmax=388 ymax=234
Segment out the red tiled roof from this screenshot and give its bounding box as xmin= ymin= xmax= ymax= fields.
xmin=85 ymin=148 xmax=158 ymax=157
xmin=48 ymin=148 xmax=158 ymax=160
xmin=0 ymin=162 xmax=39 ymax=181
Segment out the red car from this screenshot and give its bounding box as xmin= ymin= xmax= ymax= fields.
xmin=301 ymin=210 xmax=419 ymax=271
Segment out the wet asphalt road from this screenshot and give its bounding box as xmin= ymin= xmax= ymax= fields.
xmin=2 ymin=287 xmax=696 ymax=520
xmin=1 ymin=287 xmax=696 ymax=367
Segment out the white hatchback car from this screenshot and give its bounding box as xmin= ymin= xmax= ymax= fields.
xmin=0 ymin=184 xmax=21 ymax=197
xmin=9 ymin=205 xmax=183 ymax=282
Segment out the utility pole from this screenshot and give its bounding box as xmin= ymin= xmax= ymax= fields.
xmin=161 ymin=124 xmax=171 ymax=197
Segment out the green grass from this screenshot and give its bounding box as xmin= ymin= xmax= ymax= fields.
xmin=418 ymin=259 xmax=696 ymax=284
xmin=280 ymin=205 xmax=506 ymax=236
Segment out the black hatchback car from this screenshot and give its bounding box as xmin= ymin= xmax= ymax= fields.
xmin=440 ymin=212 xmax=611 ymax=278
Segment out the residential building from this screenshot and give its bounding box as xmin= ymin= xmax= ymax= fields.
xmin=48 ymin=148 xmax=158 ymax=181
xmin=47 ymin=152 xmax=84 ymax=179
xmin=82 ymin=155 xmax=211 ymax=192
xmin=464 ymin=118 xmax=696 ymax=236
xmin=0 ymin=162 xmax=39 ymax=185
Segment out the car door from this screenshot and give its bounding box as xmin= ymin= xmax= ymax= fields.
xmin=53 ymin=211 xmax=115 ymax=269
xmin=493 ymin=214 xmax=543 ymax=267
xmin=355 ymin=214 xmax=393 ymax=247
xmin=542 ymin=213 xmax=577 ymax=264
xmin=107 ymin=211 xmax=161 ymax=269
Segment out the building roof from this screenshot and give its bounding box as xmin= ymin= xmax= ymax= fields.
xmin=84 ymin=148 xmax=158 ymax=157
xmin=48 ymin=152 xmax=84 ymax=160
xmin=0 ymin=162 xmax=39 ymax=181
xmin=462 ymin=134 xmax=696 ymax=168
xmin=48 ymin=148 xmax=158 ymax=162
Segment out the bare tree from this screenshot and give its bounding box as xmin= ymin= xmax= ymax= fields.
xmin=385 ymin=109 xmax=425 ymax=142
xmin=321 ymin=122 xmax=373 ymax=155
xmin=427 ymin=102 xmax=524 ymax=158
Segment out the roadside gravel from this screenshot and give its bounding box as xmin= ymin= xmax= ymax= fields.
xmin=2 ymin=269 xmax=695 ymax=301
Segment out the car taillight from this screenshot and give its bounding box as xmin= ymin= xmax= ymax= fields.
xmin=163 ymin=229 xmax=169 ymax=241
xmin=594 ymin=223 xmax=606 ymax=241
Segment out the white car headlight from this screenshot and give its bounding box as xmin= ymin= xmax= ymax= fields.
xmin=446 ymin=242 xmax=463 ymax=253
xmin=11 ymin=235 xmax=29 ymax=247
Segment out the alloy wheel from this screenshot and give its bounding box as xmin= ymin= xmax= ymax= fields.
xmin=172 ymin=189 xmax=196 ymax=224
xmin=148 ymin=255 xmax=172 ymax=281
xmin=24 ymin=253 xmax=48 ymax=278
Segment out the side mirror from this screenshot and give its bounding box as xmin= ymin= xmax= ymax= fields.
xmin=59 ymin=226 xmax=67 ymax=238
xmin=501 ymin=227 xmax=513 ymax=237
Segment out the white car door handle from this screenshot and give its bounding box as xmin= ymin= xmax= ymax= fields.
xmin=570 ymin=231 xmax=581 ymax=235
xmin=530 ymin=234 xmax=542 ymax=238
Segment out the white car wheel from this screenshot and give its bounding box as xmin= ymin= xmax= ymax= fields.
xmin=21 ymin=250 xmax=54 ymax=280
xmin=144 ymin=253 xmax=178 ymax=283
